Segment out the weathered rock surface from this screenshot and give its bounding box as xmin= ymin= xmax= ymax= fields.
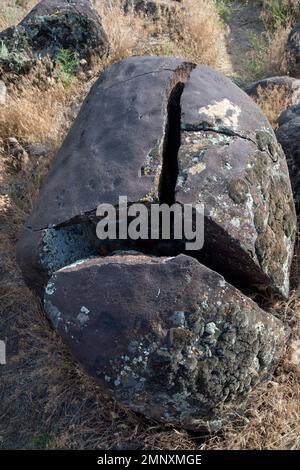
xmin=0 ymin=0 xmax=108 ymax=74
xmin=17 ymin=56 xmax=296 ymax=299
xmin=17 ymin=57 xmax=296 ymax=429
xmin=276 ymin=104 xmax=300 ymax=213
xmin=176 ymin=66 xmax=297 ymax=297
xmin=17 ymin=56 xmax=193 ymax=293
xmin=245 ymin=76 xmax=300 ymax=105
xmin=44 ymin=254 xmax=287 ymax=431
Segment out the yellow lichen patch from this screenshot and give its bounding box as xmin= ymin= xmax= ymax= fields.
xmin=198 ymin=98 xmax=241 ymax=130
xmin=188 ymin=162 xmax=206 ymax=175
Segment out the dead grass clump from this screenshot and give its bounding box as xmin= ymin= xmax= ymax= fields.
xmin=94 ymin=1 xmax=149 ymax=65
xmin=0 ymin=71 xmax=79 ymax=148
xmin=94 ymin=0 xmax=228 ymax=70
xmin=166 ymin=0 xmax=228 ymax=68
xmin=267 ymin=24 xmax=291 ymax=75
xmin=254 ymin=84 xmax=292 ymax=128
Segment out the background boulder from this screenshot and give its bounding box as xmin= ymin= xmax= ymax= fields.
xmin=17 ymin=57 xmax=297 ymax=299
xmin=0 ymin=0 xmax=109 ymax=73
xmin=276 ymin=103 xmax=300 ymax=213
xmin=287 ymin=22 xmax=300 ymax=76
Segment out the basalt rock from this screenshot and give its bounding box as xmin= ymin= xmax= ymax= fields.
xmin=176 ymin=66 xmax=297 ymax=297
xmin=17 ymin=56 xmax=296 ymax=430
xmin=276 ymin=104 xmax=300 ymax=213
xmin=44 ymin=254 xmax=287 ymax=431
xmin=17 ymin=57 xmax=296 ymax=299
xmin=0 ymin=0 xmax=109 ymax=74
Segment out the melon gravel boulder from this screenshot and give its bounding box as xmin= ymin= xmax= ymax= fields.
xmin=16 ymin=56 xmax=297 ymax=432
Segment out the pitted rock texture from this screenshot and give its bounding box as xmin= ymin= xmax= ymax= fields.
xmin=17 ymin=56 xmax=296 ymax=299
xmin=0 ymin=0 xmax=108 ymax=74
xmin=276 ymin=104 xmax=300 ymax=214
xmin=176 ymin=66 xmax=297 ymax=297
xmin=44 ymin=254 xmax=287 ymax=431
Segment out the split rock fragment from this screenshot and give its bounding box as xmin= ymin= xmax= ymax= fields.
xmin=44 ymin=254 xmax=287 ymax=431
xmin=17 ymin=57 xmax=296 ymax=298
xmin=176 ymin=65 xmax=297 ymax=297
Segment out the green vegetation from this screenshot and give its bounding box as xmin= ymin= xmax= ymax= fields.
xmin=262 ymin=0 xmax=298 ymax=30
xmin=55 ymin=48 xmax=79 ymax=86
xmin=215 ymin=0 xmax=233 ymax=22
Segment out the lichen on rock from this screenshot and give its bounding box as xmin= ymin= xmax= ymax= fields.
xmin=0 ymin=0 xmax=109 ymax=74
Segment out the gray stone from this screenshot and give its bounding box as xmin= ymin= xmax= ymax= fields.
xmin=44 ymin=254 xmax=287 ymax=431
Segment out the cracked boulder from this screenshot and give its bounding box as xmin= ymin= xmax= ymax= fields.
xmin=44 ymin=254 xmax=287 ymax=431
xmin=17 ymin=56 xmax=296 ymax=299
xmin=16 ymin=56 xmax=194 ymax=294
xmin=17 ymin=55 xmax=296 ymax=430
xmin=276 ymin=104 xmax=300 ymax=213
xmin=0 ymin=0 xmax=108 ymax=74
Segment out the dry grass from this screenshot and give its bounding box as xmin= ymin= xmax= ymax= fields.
xmin=253 ymin=84 xmax=292 ymax=128
xmin=1 ymin=0 xmax=300 ymax=451
xmin=95 ymin=0 xmax=229 ymax=71
xmin=0 ymin=78 xmax=74 ymax=147
xmin=258 ymin=1 xmax=300 ymax=77
xmin=0 ymin=0 xmax=37 ymax=29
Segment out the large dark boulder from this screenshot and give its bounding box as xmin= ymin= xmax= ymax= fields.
xmin=17 ymin=56 xmax=296 ymax=429
xmin=0 ymin=0 xmax=109 ymax=74
xmin=44 ymin=253 xmax=287 ymax=431
xmin=276 ymin=104 xmax=300 ymax=213
xmin=17 ymin=56 xmax=296 ymax=298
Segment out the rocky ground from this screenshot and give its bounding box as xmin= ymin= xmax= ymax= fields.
xmin=0 ymin=0 xmax=300 ymax=451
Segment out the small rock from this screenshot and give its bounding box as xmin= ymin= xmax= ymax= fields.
xmin=7 ymin=137 xmax=29 ymax=170
xmin=289 ymin=339 xmax=300 ymax=366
